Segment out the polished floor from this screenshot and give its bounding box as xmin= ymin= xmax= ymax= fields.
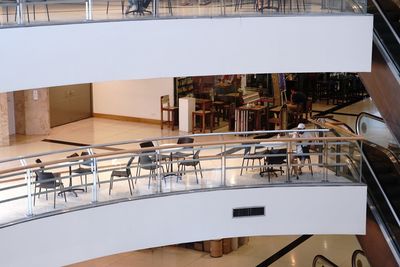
xmin=0 ymin=97 xmax=377 ymax=267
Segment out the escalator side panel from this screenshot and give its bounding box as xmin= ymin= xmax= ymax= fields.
xmin=357 ymin=211 xmax=398 ymax=267
xmin=359 ymin=44 xmax=400 ymax=145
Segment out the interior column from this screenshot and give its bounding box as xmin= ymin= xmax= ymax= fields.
xmin=0 ymin=93 xmax=10 ymax=146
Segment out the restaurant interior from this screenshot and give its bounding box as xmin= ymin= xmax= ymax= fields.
xmin=164 ymin=72 xmax=367 ymax=134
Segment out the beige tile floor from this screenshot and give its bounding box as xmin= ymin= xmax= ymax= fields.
xmin=68 ymin=234 xmax=367 ymax=267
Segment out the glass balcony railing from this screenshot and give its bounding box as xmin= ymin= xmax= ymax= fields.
xmin=0 ymin=126 xmax=366 ymax=227
xmin=0 ymin=0 xmax=366 ymax=27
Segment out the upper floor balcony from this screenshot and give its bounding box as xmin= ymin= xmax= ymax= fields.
xmin=0 ymin=0 xmax=367 ymax=27
xmin=0 ymin=121 xmax=367 ymax=266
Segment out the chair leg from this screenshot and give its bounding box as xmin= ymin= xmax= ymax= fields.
xmin=127 ymin=175 xmax=133 ymax=195
xmin=194 ymin=165 xmax=198 ymax=184
xmin=53 ymin=187 xmax=56 ymax=209
xmin=240 ymin=158 xmax=245 ymax=175
xmin=61 ymin=184 xmax=67 ymax=203
xmin=34 ymin=186 xmax=37 ymax=206
xmin=106 ymin=1 xmax=110 ymax=14
xmin=198 ymin=162 xmax=203 ymax=178
xmin=45 ymin=4 xmax=50 ymax=21
xmin=109 ymin=176 xmax=113 ymax=195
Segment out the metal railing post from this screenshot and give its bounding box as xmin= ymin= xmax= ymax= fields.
xmin=335 ymin=142 xmax=341 ymax=176
xmin=222 ymin=144 xmax=226 ymax=186
xmin=323 ymin=140 xmax=328 ymax=182
xmin=88 ymin=0 xmax=93 ymax=20
xmin=156 ymin=148 xmax=162 ymax=193
xmin=153 ymin=0 xmax=157 ymax=17
xmin=286 ymin=142 xmax=291 ymax=183
xmin=20 ymin=159 xmax=33 ymax=216
xmin=359 ymin=141 xmax=363 ymax=183
xmin=89 ymin=148 xmax=98 ymax=202
xmin=16 ymin=0 xmax=24 ymax=24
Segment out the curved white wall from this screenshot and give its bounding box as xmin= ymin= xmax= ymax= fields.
xmin=0 ymin=15 xmax=373 ymax=92
xmin=0 ymin=185 xmax=366 ymax=266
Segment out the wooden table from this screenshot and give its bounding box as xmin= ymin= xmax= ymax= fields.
xmin=235 ymin=105 xmax=267 ymax=132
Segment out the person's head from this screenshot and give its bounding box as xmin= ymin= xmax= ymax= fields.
xmin=297 ymin=123 xmax=305 ymax=135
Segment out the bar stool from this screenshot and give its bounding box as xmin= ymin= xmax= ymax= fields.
xmin=160 ymin=95 xmax=178 ymax=130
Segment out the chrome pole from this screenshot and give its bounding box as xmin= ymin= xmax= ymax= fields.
xmin=16 ymin=0 xmax=24 ymax=24
xmin=286 ymin=142 xmax=291 ymax=182
xmin=20 ymin=159 xmax=33 ymax=216
xmin=222 ymin=144 xmax=226 ymax=186
xmin=156 ymin=149 xmax=162 ymax=193
xmin=359 ymin=141 xmax=363 ymax=183
xmin=88 ymin=0 xmax=93 ymax=20
xmin=89 ymin=148 xmax=98 ymax=202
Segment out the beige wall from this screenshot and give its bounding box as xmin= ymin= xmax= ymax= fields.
xmin=0 ymin=93 xmax=10 ymax=145
xmin=14 ymin=89 xmax=50 ymax=135
xmin=92 ymin=78 xmax=174 ymax=120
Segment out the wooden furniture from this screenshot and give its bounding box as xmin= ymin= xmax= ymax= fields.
xmin=235 ymin=105 xmax=267 ymax=132
xmin=160 ymin=95 xmax=178 ymax=130
xmin=268 ymin=105 xmax=288 ymax=130
xmin=192 ymin=99 xmax=214 ymax=133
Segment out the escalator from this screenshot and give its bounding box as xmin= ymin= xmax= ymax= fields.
xmin=352 ymin=113 xmax=400 ymax=266
xmin=358 ymin=0 xmax=400 ymax=144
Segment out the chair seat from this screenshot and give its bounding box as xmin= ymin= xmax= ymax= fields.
xmin=193 ymin=110 xmax=212 ymax=115
xmin=72 ymin=167 xmax=91 ymax=174
xmin=171 ymin=151 xmax=193 ymax=159
xmin=162 ymin=106 xmax=178 ymax=111
xmin=38 ymin=181 xmax=63 ymax=188
xmin=111 ymin=170 xmax=129 ymax=177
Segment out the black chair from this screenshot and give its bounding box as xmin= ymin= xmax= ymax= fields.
xmin=178 ymin=150 xmax=203 ymax=184
xmin=70 ymin=151 xmax=100 ymax=192
xmin=260 ymin=148 xmax=287 ymax=182
xmin=106 ymin=0 xmax=125 ymax=14
xmin=109 ymin=156 xmax=135 ymax=195
xmin=137 ymin=141 xmax=169 ymax=176
xmin=137 ymin=154 xmax=165 ymax=188
xmin=171 ymin=137 xmax=194 ymax=163
xmin=240 ymin=143 xmax=266 ymax=175
xmin=34 ymin=170 xmax=66 ymax=208
xmin=125 ymin=0 xmax=152 ymax=15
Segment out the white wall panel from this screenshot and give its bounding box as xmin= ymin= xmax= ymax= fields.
xmin=0 ymin=185 xmax=367 ymax=266
xmin=0 ymin=15 xmax=373 ymax=92
xmin=92 ymin=78 xmax=174 ymax=120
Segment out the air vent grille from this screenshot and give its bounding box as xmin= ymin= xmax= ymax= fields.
xmin=233 ymin=207 xmax=265 ymax=218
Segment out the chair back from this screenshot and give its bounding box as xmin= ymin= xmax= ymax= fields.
xmin=161 ymin=95 xmax=171 ymax=109
xmin=268 ymin=148 xmax=287 ymax=165
xmin=126 ymin=156 xmax=135 ymax=176
xmin=177 ymin=137 xmax=194 ymax=145
xmin=193 ymin=150 xmax=200 ymax=159
xmin=139 ymin=155 xmax=155 ymax=170
xmin=80 ymin=151 xmax=93 ymax=167
xmin=301 ymin=145 xmax=311 ymax=159
xmin=36 ymin=171 xmax=56 ymax=186
xmin=139 ymin=141 xmax=156 ymax=155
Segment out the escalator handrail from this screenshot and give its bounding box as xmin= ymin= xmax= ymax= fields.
xmin=312 ymin=254 xmax=339 ymax=267
xmin=355 ymin=112 xmax=400 ymax=149
xmin=351 ymin=249 xmax=367 ymax=267
xmin=355 ymin=112 xmax=384 ymax=135
xmin=346 ymin=155 xmax=400 ymax=264
xmin=370 ymin=0 xmax=400 ymax=46
xmin=357 ymin=143 xmax=400 ymax=227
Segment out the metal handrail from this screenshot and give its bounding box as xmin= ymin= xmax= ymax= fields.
xmin=312 ymin=254 xmax=339 ymax=267
xmin=0 ymin=128 xmax=366 ymax=227
xmin=0 ymin=135 xmax=361 ymax=176
xmin=370 ymin=0 xmax=400 ymax=46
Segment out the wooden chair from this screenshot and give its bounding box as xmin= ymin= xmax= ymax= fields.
xmin=268 ymin=105 xmax=287 ymax=130
xmin=160 ymin=95 xmax=178 ymax=130
xmin=192 ymin=100 xmax=214 ymax=133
